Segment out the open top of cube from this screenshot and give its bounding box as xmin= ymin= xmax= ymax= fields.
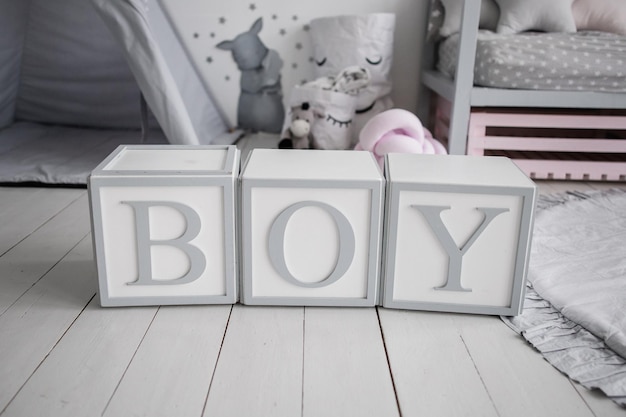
xmin=92 ymin=145 xmax=239 ymax=177
xmin=242 ymin=149 xmax=383 ymax=181
xmin=385 ymin=154 xmax=535 ymax=189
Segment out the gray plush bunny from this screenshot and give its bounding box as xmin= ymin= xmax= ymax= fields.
xmin=217 ymin=18 xmax=285 ymax=133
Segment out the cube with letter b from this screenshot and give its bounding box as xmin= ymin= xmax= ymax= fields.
xmin=240 ymin=149 xmax=385 ymax=306
xmin=382 ymin=154 xmax=536 ymax=315
xmin=88 ymin=145 xmax=239 ymax=306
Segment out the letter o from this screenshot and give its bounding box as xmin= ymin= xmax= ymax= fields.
xmin=268 ymin=201 xmax=356 ymax=288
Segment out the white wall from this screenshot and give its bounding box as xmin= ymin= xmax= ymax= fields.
xmin=157 ymin=0 xmax=431 ymax=127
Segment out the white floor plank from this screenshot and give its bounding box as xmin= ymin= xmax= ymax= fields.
xmin=103 ymin=305 xmax=232 ymax=417
xmin=0 ymin=235 xmax=97 ymax=412
xmin=302 ymin=307 xmax=399 ymax=417
xmin=0 ymin=187 xmax=50 ymax=215
xmin=573 ymin=383 xmax=626 ymax=417
xmin=454 ymin=314 xmax=596 ymax=417
xmin=203 ymin=305 xmax=304 ymax=417
xmin=1 ymin=298 xmax=157 ymax=417
xmin=378 ymin=308 xmax=499 ymax=417
xmin=0 ymin=180 xmax=623 ymax=417
xmin=0 ymin=188 xmax=84 ymax=256
xmin=0 ymin=193 xmax=91 ymax=315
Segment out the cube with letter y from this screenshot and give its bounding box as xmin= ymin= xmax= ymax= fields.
xmin=382 ymin=154 xmax=536 ymax=315
xmin=240 ymin=149 xmax=385 ymax=306
xmin=88 ymin=145 xmax=240 ymax=306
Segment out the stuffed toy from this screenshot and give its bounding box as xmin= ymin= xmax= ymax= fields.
xmin=355 ymin=108 xmax=447 ymax=167
xmin=279 ymin=102 xmax=325 ymax=149
xmin=280 ymin=66 xmax=369 ymax=150
xmin=216 ymin=18 xmax=284 ymax=133
xmin=309 ymin=14 xmax=396 ymax=146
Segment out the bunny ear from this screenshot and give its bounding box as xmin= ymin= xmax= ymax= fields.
xmin=250 ymin=17 xmax=263 ymax=34
xmin=216 ymin=40 xmax=234 ymax=50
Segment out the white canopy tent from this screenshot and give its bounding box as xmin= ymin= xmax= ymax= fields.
xmin=93 ymin=0 xmax=231 ymax=146
xmin=0 ymin=0 xmax=231 ymax=184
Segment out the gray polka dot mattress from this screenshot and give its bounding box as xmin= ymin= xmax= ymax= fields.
xmin=437 ymin=30 xmax=626 ymax=92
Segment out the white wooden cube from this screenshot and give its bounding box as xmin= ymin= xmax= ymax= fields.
xmin=89 ymin=145 xmax=240 ymax=306
xmin=240 ymin=149 xmax=385 ymax=306
xmin=382 ymin=154 xmax=536 ymax=315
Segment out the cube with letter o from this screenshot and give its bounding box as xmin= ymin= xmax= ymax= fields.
xmin=89 ymin=145 xmax=239 ymax=306
xmin=240 ymin=149 xmax=385 ymax=306
xmin=382 ymin=154 xmax=536 ymax=315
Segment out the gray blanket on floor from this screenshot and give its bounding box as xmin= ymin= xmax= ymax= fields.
xmin=504 ymin=189 xmax=626 ymax=406
xmin=0 ymin=122 xmax=167 ymax=185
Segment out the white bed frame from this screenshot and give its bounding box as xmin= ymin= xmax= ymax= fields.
xmin=422 ymin=0 xmax=626 ymax=180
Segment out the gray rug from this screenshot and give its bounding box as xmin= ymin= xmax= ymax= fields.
xmin=0 ymin=122 xmax=167 ymax=186
xmin=503 ymin=189 xmax=626 ymax=407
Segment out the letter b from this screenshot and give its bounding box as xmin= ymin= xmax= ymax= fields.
xmin=122 ymin=201 xmax=207 ymax=286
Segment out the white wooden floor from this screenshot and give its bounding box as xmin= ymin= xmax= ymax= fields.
xmin=0 ymin=179 xmax=624 ymax=417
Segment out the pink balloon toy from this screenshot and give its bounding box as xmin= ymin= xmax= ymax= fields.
xmin=355 ymin=108 xmax=447 ymax=167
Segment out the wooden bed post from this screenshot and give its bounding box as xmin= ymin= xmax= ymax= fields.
xmin=421 ymin=0 xmax=483 ymax=155
xmin=447 ymin=0 xmax=481 ymax=155
xmin=421 ymin=0 xmax=626 ymax=180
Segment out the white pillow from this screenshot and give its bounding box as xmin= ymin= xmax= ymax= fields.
xmin=573 ymin=0 xmax=626 ymax=36
xmin=495 ymin=0 xmax=576 ymax=34
xmin=440 ymin=0 xmax=500 ymax=37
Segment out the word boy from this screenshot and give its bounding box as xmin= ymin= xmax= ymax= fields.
xmin=89 ymin=145 xmax=535 ymax=315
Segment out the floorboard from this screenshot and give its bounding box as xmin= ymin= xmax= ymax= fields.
xmin=0 ymin=179 xmax=624 ymax=416
xmin=2 ymin=298 xmax=156 ymax=417
xmin=202 ymin=305 xmax=304 ymax=417
xmin=103 ymin=305 xmax=231 ymax=417
xmin=574 ymin=384 xmax=626 ymax=417
xmin=0 ymin=193 xmax=90 ymax=315
xmin=302 ymin=307 xmax=399 ymax=417
xmin=454 ymin=313 xmax=596 ymax=417
xmin=0 ymin=235 xmax=96 ymax=412
xmin=0 ymin=188 xmax=84 ymax=256
xmin=379 ymin=308 xmax=499 ymax=417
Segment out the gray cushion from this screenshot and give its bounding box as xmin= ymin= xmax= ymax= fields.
xmin=439 ymin=0 xmax=500 ymax=37
xmin=495 ymin=0 xmax=576 ymax=34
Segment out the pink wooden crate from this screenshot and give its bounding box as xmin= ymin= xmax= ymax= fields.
xmin=432 ymin=97 xmax=626 ymax=181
